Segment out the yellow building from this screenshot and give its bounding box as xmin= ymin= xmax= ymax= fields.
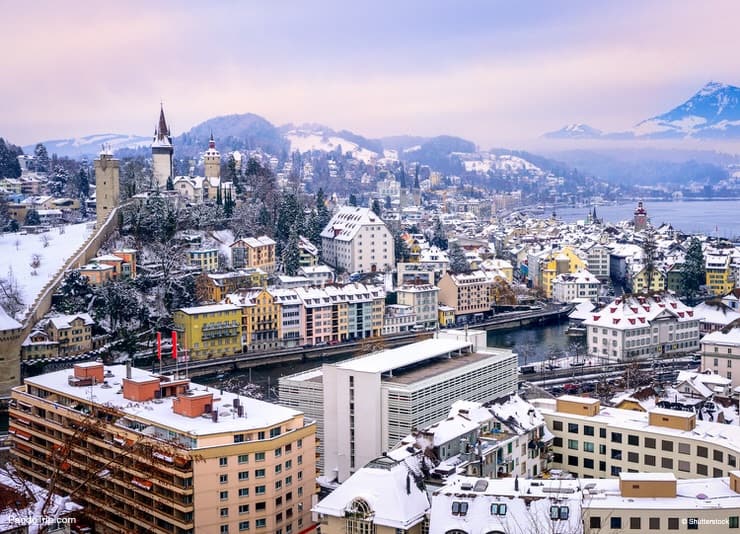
xmin=631 ymin=267 xmax=666 ymax=293
xmin=201 ymin=269 xmax=268 ymax=303
xmin=188 ymin=248 xmax=220 ymax=272
xmin=706 ymin=253 xmax=734 ymax=296
xmin=45 ymin=313 xmax=94 ymax=357
xmin=78 ymin=261 xmax=116 ymax=285
xmin=244 ymin=289 xmax=282 ymax=351
xmin=20 ymin=330 xmax=59 ymax=362
xmin=230 ymin=236 xmax=276 ymax=273
xmin=173 ymin=304 xmax=243 ymax=360
xmin=540 ymin=247 xmax=587 ymax=298
xmin=11 ymin=362 xmax=317 ymax=534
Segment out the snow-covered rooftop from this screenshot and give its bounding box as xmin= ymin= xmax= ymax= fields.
xmin=336 ymin=338 xmax=471 ymax=374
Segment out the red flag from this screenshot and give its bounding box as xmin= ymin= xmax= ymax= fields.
xmin=156 ymin=332 xmax=161 ymax=361
xmin=172 ymin=331 xmax=178 ymax=360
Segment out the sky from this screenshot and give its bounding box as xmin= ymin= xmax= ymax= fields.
xmin=3 ymin=0 xmax=740 ymax=149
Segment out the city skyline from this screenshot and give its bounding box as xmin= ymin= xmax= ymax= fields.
xmin=3 ymin=1 xmax=740 ymax=148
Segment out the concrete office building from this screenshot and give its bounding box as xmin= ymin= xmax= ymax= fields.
xmin=279 ymin=330 xmax=517 ymax=483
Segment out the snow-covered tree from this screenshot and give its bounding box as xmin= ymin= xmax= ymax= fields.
xmin=448 ymin=242 xmax=469 ymax=273
xmin=54 ymin=270 xmax=93 ymax=314
xmin=681 ymin=237 xmax=705 ymax=301
xmin=282 ymin=224 xmax=301 ymax=276
xmin=0 ymin=268 xmax=24 ymax=317
xmin=33 ymin=143 xmax=49 ymax=173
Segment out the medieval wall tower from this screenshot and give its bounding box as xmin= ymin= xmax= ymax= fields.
xmin=94 ymin=146 xmax=120 ymax=226
xmin=152 ymin=105 xmax=174 ymax=189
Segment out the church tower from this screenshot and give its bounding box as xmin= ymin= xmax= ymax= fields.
xmin=633 ymin=200 xmax=648 ymax=231
xmin=152 ymin=105 xmax=174 ymax=189
xmin=204 ymin=132 xmax=221 ymax=179
xmin=94 ymin=146 xmax=120 ymax=226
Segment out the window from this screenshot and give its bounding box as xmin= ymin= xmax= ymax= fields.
xmin=220 ymin=457 xmax=228 ymax=467
xmin=451 ymin=501 xmax=469 ymax=516
xmin=568 ymin=439 xmax=578 ymax=450
xmin=568 ymin=423 xmax=578 ymax=433
xmin=599 ymin=444 xmax=606 ymax=455
xmin=611 ymin=432 xmax=622 ymax=443
xmin=239 ymin=521 xmax=250 ymax=531
xmin=275 ymin=447 xmax=282 ymax=457
xmin=697 ymin=446 xmax=708 ymax=458
xmin=550 ymin=506 xmax=569 ymax=520
xmin=729 ymin=516 xmax=739 ymax=528
xmin=630 ymin=517 xmax=641 ymax=529
xmin=611 ymin=449 xmax=622 ymax=460
xmin=661 ymin=440 xmax=673 ymax=452
xmin=611 ymin=466 xmax=622 ymax=476
xmin=220 ymin=508 xmax=229 ymax=518
xmin=220 ymin=474 xmax=228 ymax=484
xmin=275 ymin=480 xmax=282 ymax=490
xmin=678 ymin=460 xmax=690 ymax=472
xmin=234 ymin=434 xmax=245 ymax=444
xmin=730 ymin=454 xmax=737 ymax=467
xmin=552 ymin=421 xmax=563 ymax=431
xmin=678 ymin=443 xmax=690 ymax=454
xmin=490 ymin=503 xmax=507 ymax=516
xmin=628 ymin=452 xmax=639 ymax=463
xmin=239 ymin=454 xmax=249 ymax=464
xmin=584 ymin=458 xmax=594 ymax=469
xmin=255 ymin=452 xmax=265 ymax=461
xmin=255 ymin=519 xmax=266 ymax=528
xmin=599 ymin=461 xmax=606 ymax=472
xmin=297 ymin=438 xmax=303 ymax=448
xmin=285 ymin=475 xmax=292 ymax=486
xmin=270 ymin=427 xmax=281 ymax=438
xmin=255 ymin=502 xmax=266 ymax=512
xmin=275 ymin=465 xmax=282 ymax=474
xmin=239 ymin=504 xmax=249 ymax=514
xmin=553 ymin=437 xmax=563 ymax=447
xmin=583 ymin=442 xmax=594 ymax=453
xmin=627 ymin=434 xmax=639 ymax=446
xmin=239 ymin=488 xmax=249 ymax=497
xmin=239 ymin=471 xmax=249 ymax=481
xmin=649 ymin=517 xmax=660 ymax=530
xmin=568 ymin=455 xmax=578 ymax=466
xmin=589 ymin=517 xmax=601 ymax=529
xmin=610 ymin=517 xmax=622 ymax=529
xmin=256 ymin=486 xmax=266 ymax=495
xmin=697 ymin=464 xmax=708 ymax=476
xmin=285 ymin=460 xmax=292 ymax=470
xmin=662 ymin=457 xmax=673 ymax=469
xmin=221 ymin=526 xmax=229 ymax=534
xmin=220 ymin=491 xmax=229 ymax=500
xmin=255 ymin=469 xmax=265 ymax=478
xmin=644 ymin=437 xmax=656 ymax=449
xmin=599 ymin=428 xmax=606 ymax=438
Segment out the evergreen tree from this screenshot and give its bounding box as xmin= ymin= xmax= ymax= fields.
xmin=216 ymin=185 xmax=223 ymax=206
xmin=166 ymin=175 xmax=174 ymax=191
xmin=431 ymin=218 xmax=448 ymax=250
xmin=276 ymin=192 xmax=302 ymax=254
xmin=393 ymin=229 xmax=410 ymax=263
xmin=448 ymin=242 xmax=469 ymax=273
xmin=76 ymin=167 xmax=90 ymax=198
xmin=0 ymin=138 xmax=22 ymax=178
xmin=371 ymin=199 xmax=382 ymax=218
xmin=223 ymin=188 xmax=234 ymax=217
xmin=282 ymin=224 xmax=301 ymax=276
xmin=348 ymin=194 xmax=357 ymax=207
xmin=681 ymin=237 xmax=705 ymax=300
xmin=54 ymin=271 xmax=93 ymax=314
xmin=24 ymin=209 xmax=41 ymax=226
xmin=34 ymin=143 xmax=50 ymax=173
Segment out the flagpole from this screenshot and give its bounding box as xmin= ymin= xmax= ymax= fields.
xmin=157 ymin=331 xmax=162 ymax=375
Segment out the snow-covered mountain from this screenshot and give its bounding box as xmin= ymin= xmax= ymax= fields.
xmin=283 ymin=126 xmax=380 ymax=163
xmin=543 ymin=123 xmax=603 ymax=140
xmin=545 ymin=81 xmax=740 ymax=141
xmin=24 ymin=133 xmax=150 ymax=158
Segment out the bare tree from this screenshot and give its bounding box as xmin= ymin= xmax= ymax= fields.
xmin=0 ymin=268 xmax=24 ymax=316
xmin=40 ymin=234 xmax=51 ymax=248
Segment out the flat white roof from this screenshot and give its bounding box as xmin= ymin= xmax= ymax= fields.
xmin=619 ymin=472 xmax=676 ymax=482
xmin=336 ymin=338 xmax=471 ymax=374
xmin=650 ymin=407 xmax=695 ymax=419
xmin=559 ymin=394 xmax=600 ymax=404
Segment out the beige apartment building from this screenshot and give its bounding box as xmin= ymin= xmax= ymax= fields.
xmin=701 ymin=326 xmax=740 ymax=387
xmin=10 ymin=362 xmax=317 ymax=534
xmin=437 ymin=270 xmax=493 ymax=321
xmin=537 ymin=395 xmax=740 ymax=480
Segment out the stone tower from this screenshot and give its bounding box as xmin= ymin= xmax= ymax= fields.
xmin=204 ymin=132 xmax=221 ymax=179
xmin=152 ymin=105 xmax=174 ymax=189
xmin=633 ymin=200 xmax=648 ymax=231
xmin=94 ymin=146 xmax=120 ymax=226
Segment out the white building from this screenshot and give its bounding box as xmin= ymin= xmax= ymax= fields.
xmin=279 ymin=331 xmax=517 ymax=482
xmin=397 ymin=284 xmax=439 ymax=329
xmin=583 ymin=293 xmax=700 ymax=362
xmin=320 ymin=206 xmax=395 ymax=274
xmin=701 ymin=325 xmax=740 ymax=388
xmin=382 ymin=304 xmax=416 ymax=335
xmin=551 ymin=269 xmax=601 ymax=303
xmin=297 ymin=265 xmax=335 ymax=286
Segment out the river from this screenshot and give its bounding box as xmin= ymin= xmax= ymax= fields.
xmin=208 ymin=321 xmax=579 ymax=399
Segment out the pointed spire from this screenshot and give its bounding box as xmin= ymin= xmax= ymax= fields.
xmin=209 ymin=130 xmax=215 ymax=149
xmin=157 ymin=104 xmax=170 ymax=140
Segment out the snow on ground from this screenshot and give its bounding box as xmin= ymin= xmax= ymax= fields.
xmin=0 ymin=223 xmax=95 ymax=320
xmin=285 ymin=130 xmax=378 ymax=163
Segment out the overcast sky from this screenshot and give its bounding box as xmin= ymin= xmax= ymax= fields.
xmin=3 ymin=0 xmax=740 ymax=148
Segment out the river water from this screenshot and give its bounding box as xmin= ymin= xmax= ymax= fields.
xmin=210 ymin=321 xmax=577 ymax=399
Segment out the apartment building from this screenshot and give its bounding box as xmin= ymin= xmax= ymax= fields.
xmin=397 ymin=284 xmax=439 ymax=329
xmin=279 ymin=331 xmax=517 ymax=482
xmin=701 ymin=325 xmax=740 ymax=387
xmin=270 ymin=288 xmax=303 ymax=347
xmin=538 ymin=395 xmax=740 ymax=481
xmin=706 ymin=253 xmax=734 ymax=296
xmin=438 ymin=271 xmax=493 ymax=321
xmin=230 ymin=236 xmax=276 ymax=274
xmin=201 ymin=270 xmax=268 ymax=302
xmin=10 ymin=362 xmax=316 ymax=534
xmin=551 ymin=269 xmax=600 ymax=303
xmin=188 ymin=248 xmax=219 ymax=272
xmin=173 ymin=304 xmax=242 ymax=360
xmin=583 ymin=293 xmax=700 ymax=362
xmin=320 ymin=206 xmax=395 ymax=274
xmin=45 ymin=313 xmax=94 ymax=357
xmin=584 ymin=242 xmax=611 ymax=280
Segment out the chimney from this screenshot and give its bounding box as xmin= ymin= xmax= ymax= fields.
xmin=126 ymin=360 xmax=132 ymax=379
xmin=212 ymin=410 xmax=219 ymax=423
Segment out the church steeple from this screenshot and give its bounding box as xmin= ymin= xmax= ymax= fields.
xmin=152 ymin=104 xmax=174 ymax=189
xmin=153 ymin=104 xmax=172 ymax=146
